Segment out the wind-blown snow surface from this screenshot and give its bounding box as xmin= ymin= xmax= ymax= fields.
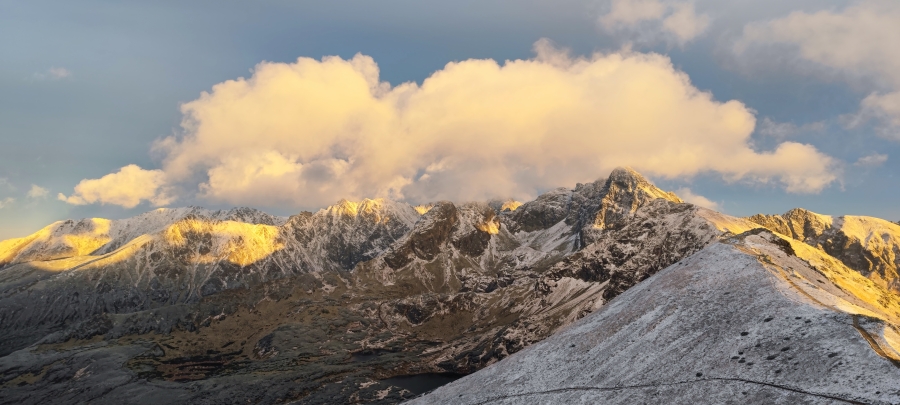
xmin=409 ymin=231 xmax=900 ymax=404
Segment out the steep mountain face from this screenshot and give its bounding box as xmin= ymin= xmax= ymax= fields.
xmin=749 ymin=208 xmax=900 ymax=293
xmin=411 ymin=230 xmax=900 ymax=404
xmin=1 ymin=168 xmax=896 ymax=404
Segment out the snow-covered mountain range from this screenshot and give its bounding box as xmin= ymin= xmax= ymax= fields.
xmin=1 ymin=168 xmax=898 ymax=404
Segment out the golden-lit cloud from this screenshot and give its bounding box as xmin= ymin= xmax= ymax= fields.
xmin=736 ymin=1 xmax=900 ymax=139
xmin=62 ymin=40 xmax=837 ymax=209
xmin=58 ymin=164 xmax=172 ymax=208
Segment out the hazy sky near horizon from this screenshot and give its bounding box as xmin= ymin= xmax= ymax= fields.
xmin=1 ymin=0 xmax=899 ymax=239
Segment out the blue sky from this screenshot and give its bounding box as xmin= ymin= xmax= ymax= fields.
xmin=1 ymin=0 xmax=898 ymax=240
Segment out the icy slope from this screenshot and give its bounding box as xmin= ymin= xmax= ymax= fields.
xmin=410 ymin=230 xmax=900 ymax=405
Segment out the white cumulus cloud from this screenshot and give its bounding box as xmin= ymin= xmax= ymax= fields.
xmin=0 ymin=197 xmax=14 ymax=209
xmin=62 ymin=40 xmax=838 ymax=210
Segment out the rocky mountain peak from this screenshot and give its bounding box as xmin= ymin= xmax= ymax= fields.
xmin=501 ymin=168 xmax=684 ymax=247
xmin=504 ymin=188 xmax=572 ymax=233
xmin=327 ymin=198 xmax=363 ymax=217
xmin=747 ymin=208 xmax=833 ymax=242
xmin=782 ymin=208 xmax=833 ymax=239
xmin=383 ymin=201 xmax=459 ymax=268
xmin=322 ymin=198 xmax=417 ymax=224
xmin=592 ymin=167 xmax=682 ymax=230
xmin=606 ymin=166 xmax=643 ymax=185
xmin=604 ymin=167 xmax=683 ymax=204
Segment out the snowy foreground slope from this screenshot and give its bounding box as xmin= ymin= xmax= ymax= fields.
xmin=409 ymin=230 xmax=900 ymax=405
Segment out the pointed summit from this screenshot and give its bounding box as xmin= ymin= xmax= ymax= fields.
xmin=605 ymin=167 xmax=683 ymax=204
xmin=327 ymin=198 xmax=360 ymax=217
xmin=606 ymin=166 xmax=645 ymax=184
xmin=592 ymin=167 xmax=682 ymax=230
xmin=747 ymin=208 xmax=833 ymax=242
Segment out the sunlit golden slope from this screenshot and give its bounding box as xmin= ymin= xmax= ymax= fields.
xmin=0 ymin=219 xmax=112 ymax=267
xmin=694 ymin=207 xmax=761 ymax=235
xmin=749 ymin=209 xmax=900 ymax=293
xmin=161 ymin=218 xmax=283 ymax=267
xmin=742 ymin=232 xmax=900 ymax=325
xmin=1 ymin=217 xmax=284 ymax=273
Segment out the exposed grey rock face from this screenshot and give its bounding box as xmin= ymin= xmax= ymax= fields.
xmin=549 ymin=199 xmax=722 ymax=301
xmin=410 ymin=231 xmax=900 ymax=405
xmin=283 ymin=198 xmax=420 ymax=272
xmin=382 ymin=202 xmax=459 ymax=269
